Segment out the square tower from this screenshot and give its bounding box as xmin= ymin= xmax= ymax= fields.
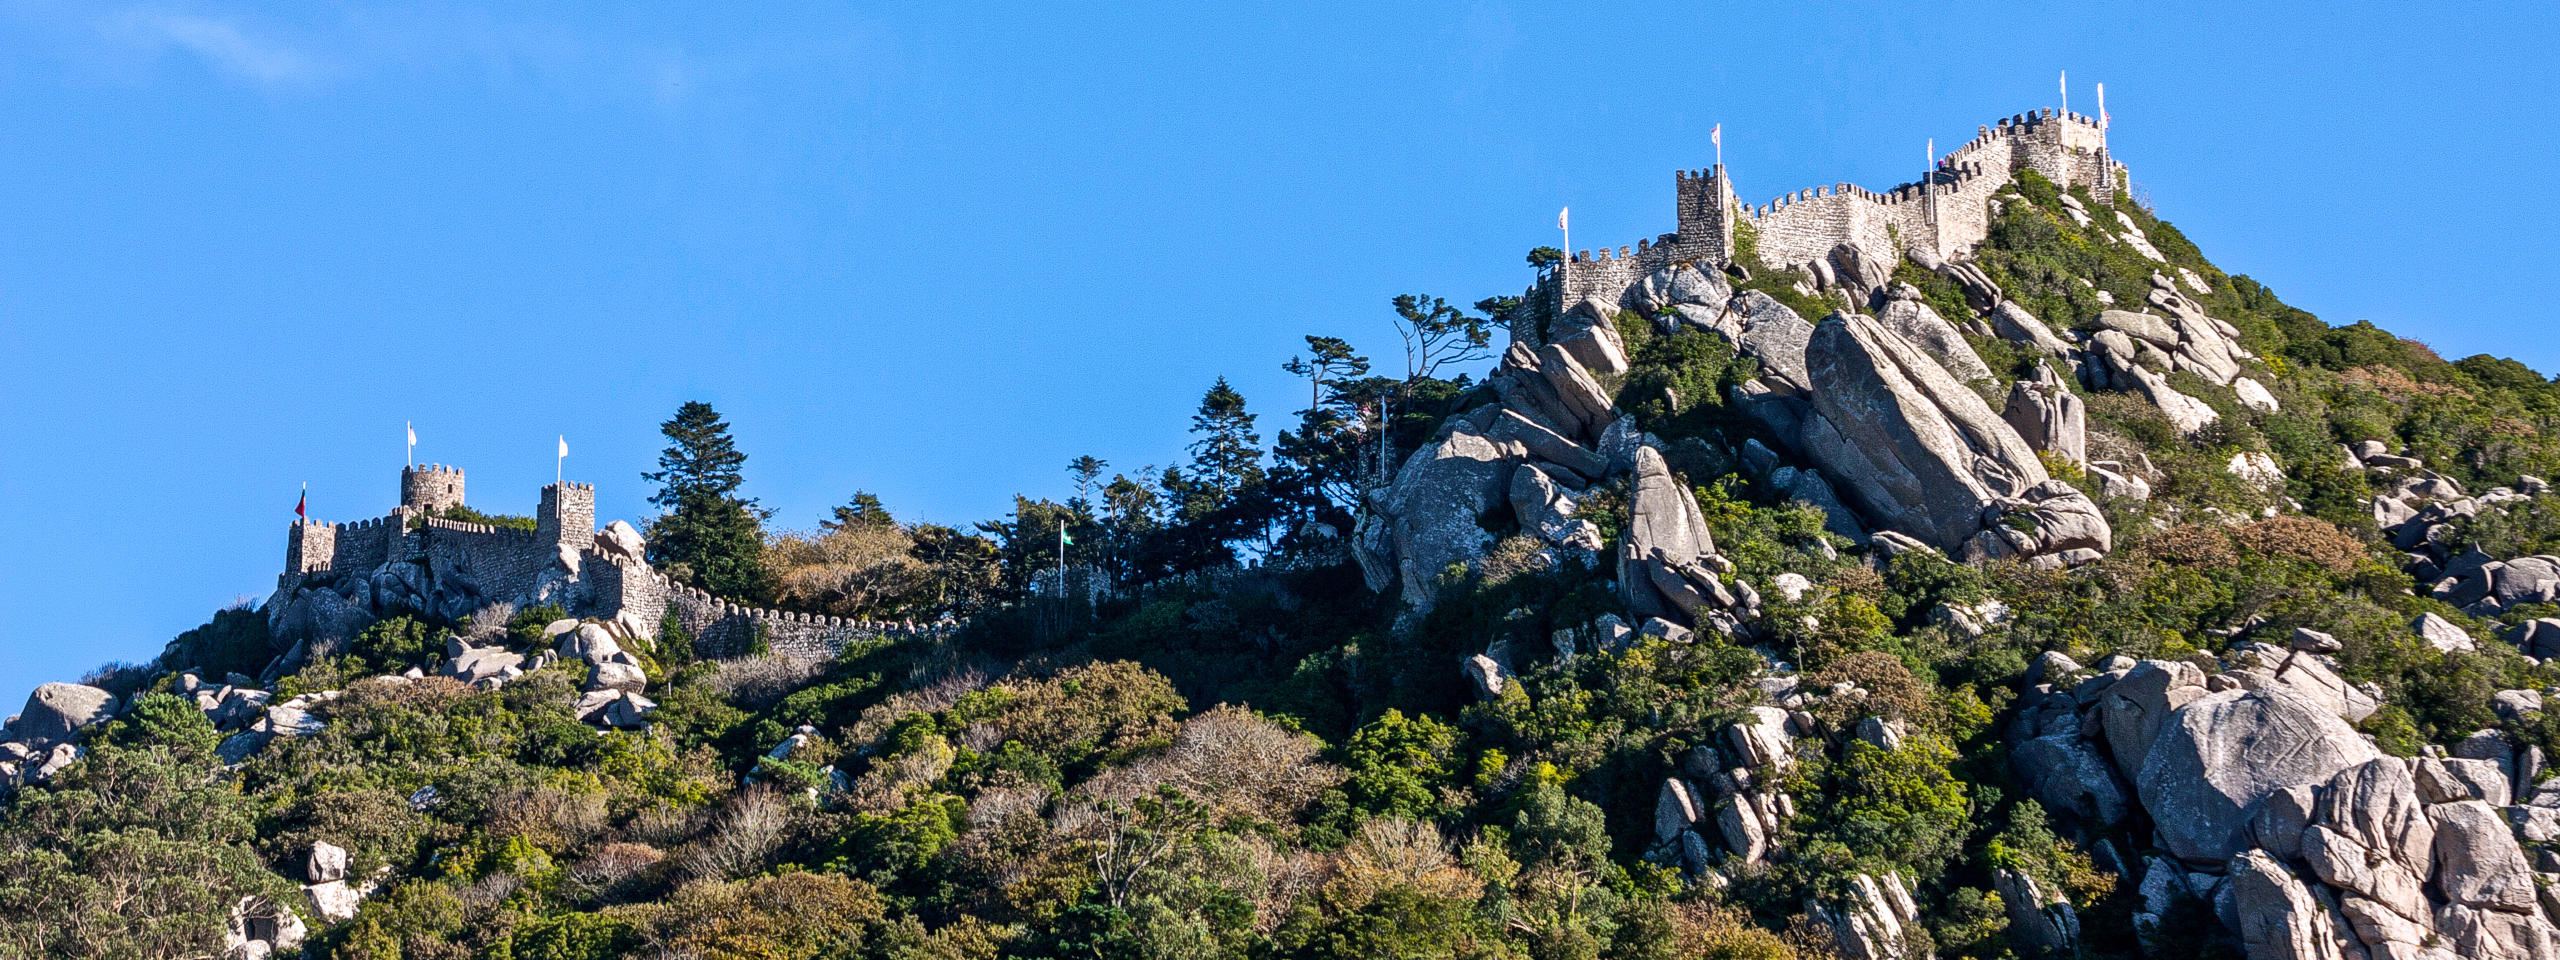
xmin=538 ymin=482 xmax=596 ymax=553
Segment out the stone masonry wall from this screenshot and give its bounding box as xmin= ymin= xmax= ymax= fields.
xmin=418 ymin=517 xmax=549 ymax=605
xmin=1552 ymin=107 xmax=2125 ymax=323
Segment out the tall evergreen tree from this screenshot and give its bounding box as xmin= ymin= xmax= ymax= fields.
xmin=823 ymin=491 xmax=895 ymax=533
xmin=642 ymin=401 xmax=770 ymax=599
xmin=1185 ymin=377 xmax=1263 ymax=503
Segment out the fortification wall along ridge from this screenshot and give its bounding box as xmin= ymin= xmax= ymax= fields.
xmin=279 ymin=467 xmax=942 ymax=663
xmin=1550 ymin=107 xmax=2122 ymax=320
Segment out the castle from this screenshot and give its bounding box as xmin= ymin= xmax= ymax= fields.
xmin=1547 ymin=106 xmax=2122 ymax=318
xmin=271 ymin=465 xmax=934 ymax=662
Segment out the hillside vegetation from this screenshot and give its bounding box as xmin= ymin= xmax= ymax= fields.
xmin=6 ymin=170 xmax=2560 ymax=960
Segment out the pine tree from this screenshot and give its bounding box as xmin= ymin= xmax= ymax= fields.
xmin=641 ymin=401 xmax=769 ymax=599
xmin=1185 ymin=378 xmax=1263 ymax=501
xmin=823 ymin=491 xmax=895 ymax=532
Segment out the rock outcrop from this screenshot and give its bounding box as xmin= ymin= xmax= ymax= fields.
xmin=1796 ymin=312 xmax=2104 ymax=565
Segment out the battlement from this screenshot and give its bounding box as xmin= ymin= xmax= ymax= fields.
xmin=401 ymin=464 xmax=465 ymax=513
xmin=275 ymin=458 xmax=953 ymax=665
xmin=1550 ymin=102 xmax=2123 ymax=320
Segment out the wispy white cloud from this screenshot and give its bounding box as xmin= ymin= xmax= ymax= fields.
xmin=107 ymin=10 xmax=320 ymax=85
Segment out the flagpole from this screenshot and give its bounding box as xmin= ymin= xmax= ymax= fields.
xmin=405 ymin=422 xmax=413 ymax=468
xmin=556 ymin=436 xmax=565 ymax=484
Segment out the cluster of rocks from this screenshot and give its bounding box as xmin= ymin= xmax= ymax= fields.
xmin=1625 ymin=258 xmax=2115 ymax=570
xmin=222 ymin=894 xmax=306 ymax=960
xmin=1360 ymin=300 xmax=1757 ymax=639
xmin=1650 ymin=691 xmax=1946 ymax=960
xmin=2008 ymin=644 xmax=2560 ymax=959
xmin=548 ymin=619 xmax=658 ymax=728
xmin=1651 ymin=705 xmax=1805 ymax=878
xmin=0 ymin=682 xmax=118 ymax=789
xmin=265 ymin=515 xmax=652 ymax=670
xmin=2356 ymin=449 xmax=2560 ymax=643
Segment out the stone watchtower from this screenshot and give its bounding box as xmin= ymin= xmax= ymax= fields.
xmin=538 ymin=482 xmax=596 ymax=554
xmin=1670 ymin=164 xmax=1738 ymax=264
xmin=401 ymin=464 xmax=465 ymax=514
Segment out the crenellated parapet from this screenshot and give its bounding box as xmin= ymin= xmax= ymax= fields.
xmin=277 ymin=464 xmax=944 ymax=664
xmin=1552 ymin=104 xmax=2127 ymax=321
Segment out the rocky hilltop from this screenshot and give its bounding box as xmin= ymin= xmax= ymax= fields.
xmin=7 ymin=109 xmax=2560 ymax=960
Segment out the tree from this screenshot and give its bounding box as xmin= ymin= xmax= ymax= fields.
xmin=1185 ymin=378 xmax=1263 ymax=501
xmin=1389 ymin=294 xmax=1494 ymax=382
xmin=1526 ymin=245 xmax=1565 ymax=269
xmin=822 ymin=491 xmax=894 ymax=533
xmin=642 ymin=402 xmax=771 ymax=600
xmin=642 ymin=401 xmax=748 ymax=505
xmin=1067 ymin=456 xmax=1109 ymax=507
xmin=1281 ymin=336 xmax=1371 ymax=437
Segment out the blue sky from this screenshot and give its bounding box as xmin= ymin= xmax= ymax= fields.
xmin=1 ymin=2 xmax=2553 ymax=709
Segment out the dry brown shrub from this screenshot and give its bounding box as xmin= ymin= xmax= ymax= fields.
xmin=1664 ymin=899 xmax=1809 ymax=958
xmin=2231 ymin=515 xmax=2368 ymax=574
xmin=1077 ymin=705 xmax=1345 ymax=824
xmin=1327 ymin=818 xmax=1480 ymax=910
xmin=571 ymin=842 xmax=665 ymax=899
xmin=767 ymin=524 xmax=932 ymax=618
xmin=2340 ymin=364 xmax=2460 ymax=398
xmin=677 ymin=786 xmax=794 ymax=881
xmin=2141 ymin=523 xmax=2236 ymax=568
xmin=1808 ymin=651 xmax=1930 ymax=731
xmin=482 ymin=784 xmax=609 ymax=852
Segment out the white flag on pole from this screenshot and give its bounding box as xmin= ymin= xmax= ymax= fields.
xmin=406 ymin=423 xmax=416 ymax=446
xmin=1556 ymin=207 xmax=1568 ymax=231
xmin=1710 ymin=124 xmax=1720 ymax=149
xmin=558 ymin=435 xmax=569 ymax=458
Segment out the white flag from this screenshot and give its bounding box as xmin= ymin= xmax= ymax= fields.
xmin=1710 ymin=124 xmax=1720 ymax=149
xmin=558 ymin=435 xmax=568 ymax=458
xmin=406 ymin=423 xmax=416 ymax=446
xmin=1557 ymin=207 xmax=1568 ymax=231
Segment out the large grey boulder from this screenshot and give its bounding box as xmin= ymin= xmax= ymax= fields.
xmin=1798 ymin=311 xmax=2052 ymax=552
xmin=1963 ymin=480 xmax=2111 ymax=567
xmin=596 ymin=520 xmax=647 ymax=563
xmin=2223 ymin=643 xmax=2379 ymax=724
xmin=1377 ymin=428 xmax=1521 ymax=612
xmin=1873 ymin=297 xmax=1993 ymax=383
xmin=2002 ymin=365 xmax=2087 ymax=465
xmin=1550 ymin=305 xmax=1632 ymax=377
xmin=2488 ymin=555 xmax=2560 ymax=608
xmin=1994 ymin=867 xmax=2081 ymax=955
xmin=2228 ymin=852 xmax=2346 ymax=960
xmin=1485 ymin=409 xmax=1606 ymax=481
xmin=1619 ymin=446 xmax=1742 ymax=628
xmin=588 ymin=660 xmax=648 ymax=695
xmin=1626 ymin=261 xmax=1730 ymax=317
xmin=2096 ymin=309 xmax=2180 ymax=348
xmin=14 ymin=683 xmax=117 ymax=749
xmin=306 ymin=842 xmax=349 ymax=883
xmin=2135 ymin=689 xmax=2382 ymax=864
xmin=441 ymin=643 xmax=524 ymax=684
xmin=2414 ymin=613 xmax=2476 ymax=653
xmin=2435 ymin=903 xmax=2560 ymax=960
xmin=2095 ymin=659 xmax=2209 ymax=782
xmin=1989 ymin=301 xmax=2072 ymax=357
xmin=2428 ymin=800 xmax=2539 ymax=911
xmin=1730 ymin=292 xmax=1815 ymax=395
xmin=2503 ymin=617 xmax=2560 ymax=659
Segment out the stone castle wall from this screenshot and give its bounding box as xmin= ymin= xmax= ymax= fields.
xmin=1554 ymin=107 xmax=2124 ymax=318
xmin=282 ymin=471 xmax=937 ymax=665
